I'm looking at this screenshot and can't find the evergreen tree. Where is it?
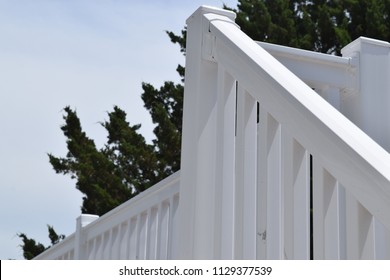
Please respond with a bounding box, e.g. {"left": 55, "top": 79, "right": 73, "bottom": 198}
{"left": 18, "top": 225, "right": 64, "bottom": 260}
{"left": 231, "top": 0, "right": 390, "bottom": 55}
{"left": 49, "top": 107, "right": 133, "bottom": 216}
{"left": 343, "top": 0, "right": 390, "bottom": 42}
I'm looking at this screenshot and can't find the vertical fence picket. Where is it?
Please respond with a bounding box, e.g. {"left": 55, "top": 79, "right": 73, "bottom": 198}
{"left": 87, "top": 239, "right": 95, "bottom": 259}
{"left": 138, "top": 213, "right": 147, "bottom": 259}
{"left": 144, "top": 209, "right": 152, "bottom": 259}
{"left": 169, "top": 195, "right": 180, "bottom": 259}
{"left": 147, "top": 207, "right": 158, "bottom": 259}
{"left": 346, "top": 196, "right": 380, "bottom": 259}
{"left": 256, "top": 109, "right": 284, "bottom": 259}
{"left": 283, "top": 135, "right": 310, "bottom": 259}
{"left": 158, "top": 201, "right": 170, "bottom": 259}
{"left": 234, "top": 86, "right": 257, "bottom": 259}
{"left": 167, "top": 197, "right": 174, "bottom": 259}
{"left": 257, "top": 106, "right": 268, "bottom": 259}
{"left": 119, "top": 221, "right": 129, "bottom": 259}
{"left": 357, "top": 205, "right": 375, "bottom": 259}
{"left": 155, "top": 203, "right": 163, "bottom": 259}
{"left": 282, "top": 133, "right": 293, "bottom": 260}
{"left": 265, "top": 112, "right": 283, "bottom": 259}
{"left": 345, "top": 193, "right": 360, "bottom": 259}
{"left": 215, "top": 65, "right": 236, "bottom": 259}
{"left": 111, "top": 226, "right": 119, "bottom": 259}
{"left": 313, "top": 161, "right": 346, "bottom": 259}
{"left": 128, "top": 217, "right": 138, "bottom": 259}
{"left": 102, "top": 231, "right": 111, "bottom": 259}
{"left": 95, "top": 236, "right": 103, "bottom": 259}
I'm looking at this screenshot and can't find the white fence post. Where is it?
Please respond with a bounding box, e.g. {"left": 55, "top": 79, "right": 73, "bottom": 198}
{"left": 340, "top": 37, "right": 390, "bottom": 259}
{"left": 74, "top": 214, "right": 99, "bottom": 259}
{"left": 341, "top": 37, "right": 390, "bottom": 151}
{"left": 178, "top": 6, "right": 237, "bottom": 259}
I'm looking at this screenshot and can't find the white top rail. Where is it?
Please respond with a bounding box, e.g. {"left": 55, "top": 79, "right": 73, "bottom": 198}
{"left": 257, "top": 41, "right": 359, "bottom": 95}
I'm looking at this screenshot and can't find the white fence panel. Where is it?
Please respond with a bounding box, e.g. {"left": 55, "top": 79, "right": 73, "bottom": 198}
{"left": 179, "top": 6, "right": 390, "bottom": 260}
{"left": 35, "top": 172, "right": 180, "bottom": 260}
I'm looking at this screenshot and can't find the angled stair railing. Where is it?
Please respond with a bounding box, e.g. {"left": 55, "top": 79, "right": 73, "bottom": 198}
{"left": 35, "top": 6, "right": 390, "bottom": 260}
{"left": 178, "top": 6, "right": 390, "bottom": 259}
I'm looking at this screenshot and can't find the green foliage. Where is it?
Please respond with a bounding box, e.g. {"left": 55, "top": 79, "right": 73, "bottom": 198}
{"left": 17, "top": 225, "right": 65, "bottom": 260}
{"left": 229, "top": 0, "right": 390, "bottom": 55}
{"left": 47, "top": 225, "right": 65, "bottom": 245}
{"left": 48, "top": 107, "right": 133, "bottom": 216}
{"left": 17, "top": 233, "right": 45, "bottom": 260}
{"left": 49, "top": 95, "right": 182, "bottom": 216}
{"left": 166, "top": 29, "right": 187, "bottom": 80}
{"left": 231, "top": 0, "right": 343, "bottom": 53}
{"left": 166, "top": 28, "right": 187, "bottom": 55}
{"left": 344, "top": 0, "right": 390, "bottom": 41}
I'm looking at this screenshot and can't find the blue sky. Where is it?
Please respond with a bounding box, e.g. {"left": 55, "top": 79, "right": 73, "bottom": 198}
{"left": 0, "top": 0, "right": 238, "bottom": 259}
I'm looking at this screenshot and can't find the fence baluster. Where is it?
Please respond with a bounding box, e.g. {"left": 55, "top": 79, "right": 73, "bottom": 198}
{"left": 283, "top": 135, "right": 310, "bottom": 259}
{"left": 313, "top": 161, "right": 346, "bottom": 259}
{"left": 235, "top": 86, "right": 257, "bottom": 259}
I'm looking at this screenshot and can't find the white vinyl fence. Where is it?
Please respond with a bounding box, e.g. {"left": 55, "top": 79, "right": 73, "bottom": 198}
{"left": 36, "top": 6, "right": 390, "bottom": 260}
{"left": 35, "top": 172, "right": 180, "bottom": 260}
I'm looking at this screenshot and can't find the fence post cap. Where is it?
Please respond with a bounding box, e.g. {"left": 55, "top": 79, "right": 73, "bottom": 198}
{"left": 186, "top": 5, "right": 236, "bottom": 24}
{"left": 77, "top": 214, "right": 99, "bottom": 228}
